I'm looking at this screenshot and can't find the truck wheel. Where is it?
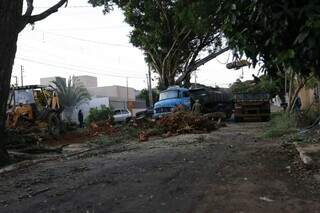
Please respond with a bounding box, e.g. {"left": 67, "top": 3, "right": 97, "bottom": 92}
{"left": 48, "top": 113, "right": 61, "bottom": 137}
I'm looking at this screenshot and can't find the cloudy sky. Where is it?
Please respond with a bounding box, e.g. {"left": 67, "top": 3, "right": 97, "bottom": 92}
{"left": 12, "top": 0, "right": 259, "bottom": 90}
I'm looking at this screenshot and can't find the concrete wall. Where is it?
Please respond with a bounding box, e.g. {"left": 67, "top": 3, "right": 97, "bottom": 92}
{"left": 66, "top": 97, "right": 110, "bottom": 123}
{"left": 298, "top": 85, "right": 320, "bottom": 110}
{"left": 88, "top": 86, "right": 136, "bottom": 101}
{"left": 40, "top": 77, "right": 66, "bottom": 87}
{"left": 299, "top": 87, "right": 314, "bottom": 110}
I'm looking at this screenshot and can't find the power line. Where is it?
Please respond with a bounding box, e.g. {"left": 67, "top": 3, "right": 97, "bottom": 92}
{"left": 17, "top": 52, "right": 143, "bottom": 75}
{"left": 18, "top": 42, "right": 146, "bottom": 71}
{"left": 43, "top": 25, "right": 128, "bottom": 31}
{"left": 15, "top": 57, "right": 145, "bottom": 79}
{"left": 42, "top": 31, "right": 132, "bottom": 48}
{"left": 34, "top": 5, "right": 93, "bottom": 9}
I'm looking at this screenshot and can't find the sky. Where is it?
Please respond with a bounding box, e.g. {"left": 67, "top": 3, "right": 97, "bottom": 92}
{"left": 12, "top": 0, "right": 259, "bottom": 90}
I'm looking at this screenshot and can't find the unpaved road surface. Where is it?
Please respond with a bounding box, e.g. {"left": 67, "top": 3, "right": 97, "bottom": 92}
{"left": 0, "top": 123, "right": 319, "bottom": 213}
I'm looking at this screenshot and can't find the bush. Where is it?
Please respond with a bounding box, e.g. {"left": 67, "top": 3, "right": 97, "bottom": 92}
{"left": 262, "top": 112, "right": 297, "bottom": 138}
{"left": 298, "top": 107, "right": 320, "bottom": 127}
{"left": 85, "top": 106, "right": 114, "bottom": 125}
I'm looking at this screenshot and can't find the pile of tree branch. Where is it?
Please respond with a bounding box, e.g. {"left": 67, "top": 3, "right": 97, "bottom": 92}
{"left": 157, "top": 111, "right": 222, "bottom": 134}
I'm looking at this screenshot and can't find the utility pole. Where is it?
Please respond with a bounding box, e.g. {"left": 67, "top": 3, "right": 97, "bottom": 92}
{"left": 20, "top": 65, "right": 24, "bottom": 86}
{"left": 147, "top": 65, "right": 153, "bottom": 107}
{"left": 12, "top": 75, "right": 18, "bottom": 87}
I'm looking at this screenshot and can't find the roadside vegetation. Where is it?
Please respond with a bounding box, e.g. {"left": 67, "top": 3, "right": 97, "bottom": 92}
{"left": 263, "top": 107, "right": 320, "bottom": 139}
{"left": 262, "top": 113, "right": 298, "bottom": 138}
{"left": 85, "top": 106, "right": 114, "bottom": 125}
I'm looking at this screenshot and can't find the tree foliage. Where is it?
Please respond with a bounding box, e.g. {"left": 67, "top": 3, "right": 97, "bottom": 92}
{"left": 222, "top": 0, "right": 320, "bottom": 77}
{"left": 90, "top": 0, "right": 228, "bottom": 88}
{"left": 85, "top": 106, "right": 114, "bottom": 124}
{"left": 51, "top": 77, "right": 91, "bottom": 108}
{"left": 230, "top": 75, "right": 281, "bottom": 98}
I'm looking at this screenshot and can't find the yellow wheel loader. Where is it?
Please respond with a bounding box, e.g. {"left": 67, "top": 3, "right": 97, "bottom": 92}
{"left": 6, "top": 85, "right": 63, "bottom": 136}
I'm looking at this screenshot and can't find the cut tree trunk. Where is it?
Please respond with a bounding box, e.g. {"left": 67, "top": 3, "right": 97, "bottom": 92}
{"left": 0, "top": 0, "right": 23, "bottom": 165}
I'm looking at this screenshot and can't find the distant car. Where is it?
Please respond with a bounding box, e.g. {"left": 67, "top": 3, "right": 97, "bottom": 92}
{"left": 113, "top": 109, "right": 132, "bottom": 123}
{"left": 135, "top": 107, "right": 154, "bottom": 119}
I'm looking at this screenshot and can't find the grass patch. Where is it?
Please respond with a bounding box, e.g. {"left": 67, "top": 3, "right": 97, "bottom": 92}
{"left": 262, "top": 112, "right": 297, "bottom": 138}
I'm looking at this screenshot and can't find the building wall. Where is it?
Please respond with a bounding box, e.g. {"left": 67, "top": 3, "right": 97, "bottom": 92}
{"left": 298, "top": 83, "right": 320, "bottom": 110}
{"left": 66, "top": 97, "right": 110, "bottom": 123}
{"left": 88, "top": 86, "right": 136, "bottom": 101}
{"left": 299, "top": 87, "right": 314, "bottom": 110}
{"left": 73, "top": 75, "right": 98, "bottom": 88}
{"left": 40, "top": 77, "right": 66, "bottom": 87}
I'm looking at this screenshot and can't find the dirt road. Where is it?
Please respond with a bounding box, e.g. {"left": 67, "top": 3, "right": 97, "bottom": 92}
{"left": 0, "top": 123, "right": 319, "bottom": 213}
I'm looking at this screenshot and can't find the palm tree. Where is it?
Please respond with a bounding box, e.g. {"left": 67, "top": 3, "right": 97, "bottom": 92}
{"left": 51, "top": 77, "right": 91, "bottom": 121}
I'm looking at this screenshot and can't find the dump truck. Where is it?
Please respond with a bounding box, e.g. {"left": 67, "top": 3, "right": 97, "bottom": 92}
{"left": 6, "top": 85, "right": 63, "bottom": 136}
{"left": 234, "top": 93, "right": 270, "bottom": 122}
{"left": 189, "top": 87, "right": 233, "bottom": 117}
{"left": 153, "top": 86, "right": 233, "bottom": 118}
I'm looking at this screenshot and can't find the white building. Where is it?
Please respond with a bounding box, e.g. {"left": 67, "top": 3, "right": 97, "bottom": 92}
{"left": 73, "top": 75, "right": 98, "bottom": 88}
{"left": 40, "top": 75, "right": 146, "bottom": 122}
{"left": 87, "top": 85, "right": 136, "bottom": 101}
{"left": 70, "top": 97, "right": 110, "bottom": 122}
{"left": 40, "top": 76, "right": 66, "bottom": 87}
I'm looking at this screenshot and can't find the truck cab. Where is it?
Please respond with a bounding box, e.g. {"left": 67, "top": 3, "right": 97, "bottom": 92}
{"left": 153, "top": 86, "right": 191, "bottom": 118}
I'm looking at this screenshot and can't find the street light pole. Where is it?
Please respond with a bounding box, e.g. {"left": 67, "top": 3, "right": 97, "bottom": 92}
{"left": 12, "top": 76, "right": 18, "bottom": 87}
{"left": 20, "top": 65, "right": 24, "bottom": 86}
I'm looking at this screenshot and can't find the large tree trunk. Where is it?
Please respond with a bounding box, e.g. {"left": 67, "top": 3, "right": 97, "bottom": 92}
{"left": 0, "top": 0, "right": 23, "bottom": 165}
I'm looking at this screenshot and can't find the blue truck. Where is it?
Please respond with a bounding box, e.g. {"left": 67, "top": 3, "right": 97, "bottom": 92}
{"left": 154, "top": 86, "right": 233, "bottom": 118}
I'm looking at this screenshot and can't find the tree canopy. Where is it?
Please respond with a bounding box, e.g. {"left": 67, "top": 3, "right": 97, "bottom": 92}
{"left": 230, "top": 75, "right": 282, "bottom": 99}
{"left": 221, "top": 0, "right": 320, "bottom": 77}
{"left": 90, "top": 0, "right": 229, "bottom": 88}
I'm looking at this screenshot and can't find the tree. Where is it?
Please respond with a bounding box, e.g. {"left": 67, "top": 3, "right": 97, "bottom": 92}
{"left": 0, "top": 0, "right": 67, "bottom": 162}
{"left": 0, "top": 0, "right": 70, "bottom": 164}
{"left": 221, "top": 0, "right": 320, "bottom": 79}
{"left": 51, "top": 77, "right": 91, "bottom": 121}
{"left": 216, "top": 0, "right": 320, "bottom": 111}
{"left": 90, "top": 0, "right": 229, "bottom": 89}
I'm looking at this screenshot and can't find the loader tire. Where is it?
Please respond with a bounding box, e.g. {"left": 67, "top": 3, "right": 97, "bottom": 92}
{"left": 48, "top": 113, "right": 61, "bottom": 137}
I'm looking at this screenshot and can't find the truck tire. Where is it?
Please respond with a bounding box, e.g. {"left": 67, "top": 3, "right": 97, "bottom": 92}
{"left": 48, "top": 113, "right": 61, "bottom": 137}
